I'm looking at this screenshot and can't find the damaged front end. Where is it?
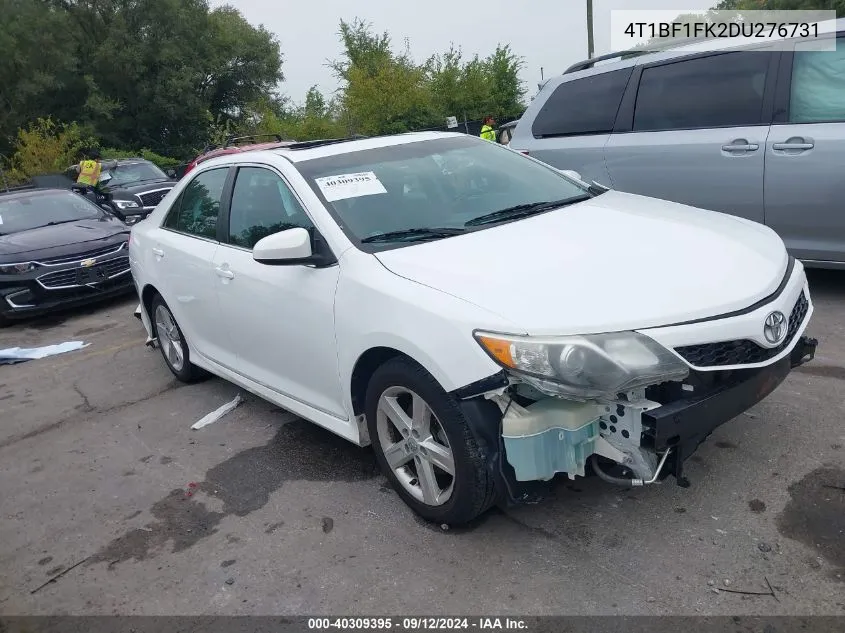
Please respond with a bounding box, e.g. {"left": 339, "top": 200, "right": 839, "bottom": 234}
{"left": 459, "top": 328, "right": 818, "bottom": 504}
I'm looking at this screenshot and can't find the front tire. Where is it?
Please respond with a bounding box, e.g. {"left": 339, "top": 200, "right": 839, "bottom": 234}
{"left": 150, "top": 294, "right": 207, "bottom": 383}
{"left": 365, "top": 357, "right": 498, "bottom": 525}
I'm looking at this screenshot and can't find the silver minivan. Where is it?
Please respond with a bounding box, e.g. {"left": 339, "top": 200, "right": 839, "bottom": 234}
{"left": 509, "top": 19, "right": 845, "bottom": 269}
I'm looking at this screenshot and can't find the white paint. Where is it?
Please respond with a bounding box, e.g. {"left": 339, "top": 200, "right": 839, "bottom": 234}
{"left": 130, "top": 132, "right": 812, "bottom": 450}
{"left": 314, "top": 171, "right": 387, "bottom": 202}
{"left": 191, "top": 395, "right": 243, "bottom": 430}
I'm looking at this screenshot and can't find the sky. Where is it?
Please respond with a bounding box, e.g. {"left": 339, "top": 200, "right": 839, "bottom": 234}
{"left": 212, "top": 0, "right": 717, "bottom": 105}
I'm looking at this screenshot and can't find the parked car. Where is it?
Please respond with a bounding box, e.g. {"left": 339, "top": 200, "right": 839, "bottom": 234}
{"left": 509, "top": 18, "right": 845, "bottom": 269}
{"left": 0, "top": 188, "right": 132, "bottom": 325}
{"left": 183, "top": 134, "right": 297, "bottom": 178}
{"left": 130, "top": 132, "right": 817, "bottom": 525}
{"left": 66, "top": 157, "right": 177, "bottom": 225}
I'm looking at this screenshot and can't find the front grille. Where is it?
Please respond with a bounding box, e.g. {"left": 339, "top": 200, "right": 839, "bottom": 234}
{"left": 37, "top": 256, "right": 130, "bottom": 289}
{"left": 38, "top": 242, "right": 124, "bottom": 265}
{"left": 138, "top": 188, "right": 172, "bottom": 208}
{"left": 100, "top": 256, "right": 130, "bottom": 277}
{"left": 38, "top": 269, "right": 78, "bottom": 288}
{"left": 675, "top": 291, "right": 809, "bottom": 367}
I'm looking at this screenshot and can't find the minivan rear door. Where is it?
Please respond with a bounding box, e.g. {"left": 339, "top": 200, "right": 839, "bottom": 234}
{"left": 764, "top": 34, "right": 845, "bottom": 264}
{"left": 603, "top": 49, "right": 780, "bottom": 225}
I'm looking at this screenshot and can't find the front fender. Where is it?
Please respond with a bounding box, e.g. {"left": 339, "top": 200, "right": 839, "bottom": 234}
{"left": 334, "top": 251, "right": 518, "bottom": 419}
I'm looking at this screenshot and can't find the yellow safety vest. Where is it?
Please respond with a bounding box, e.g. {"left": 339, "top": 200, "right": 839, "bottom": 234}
{"left": 480, "top": 125, "right": 496, "bottom": 142}
{"left": 76, "top": 160, "right": 102, "bottom": 186}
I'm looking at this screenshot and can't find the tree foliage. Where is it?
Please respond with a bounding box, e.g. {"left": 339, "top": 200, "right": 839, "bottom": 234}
{"left": 0, "top": 0, "right": 283, "bottom": 158}
{"left": 715, "top": 0, "right": 845, "bottom": 16}
{"left": 1, "top": 10, "right": 527, "bottom": 171}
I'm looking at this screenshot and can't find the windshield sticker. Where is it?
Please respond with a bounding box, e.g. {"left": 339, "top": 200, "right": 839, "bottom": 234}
{"left": 315, "top": 172, "right": 387, "bottom": 202}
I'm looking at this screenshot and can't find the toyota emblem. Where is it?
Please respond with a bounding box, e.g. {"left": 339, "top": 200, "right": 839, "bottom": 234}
{"left": 763, "top": 311, "right": 787, "bottom": 345}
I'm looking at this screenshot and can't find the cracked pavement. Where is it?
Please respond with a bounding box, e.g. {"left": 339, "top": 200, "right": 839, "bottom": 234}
{"left": 0, "top": 276, "right": 843, "bottom": 616}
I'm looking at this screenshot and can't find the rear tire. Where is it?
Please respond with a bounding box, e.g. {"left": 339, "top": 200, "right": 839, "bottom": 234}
{"left": 365, "top": 356, "right": 498, "bottom": 525}
{"left": 150, "top": 294, "right": 207, "bottom": 383}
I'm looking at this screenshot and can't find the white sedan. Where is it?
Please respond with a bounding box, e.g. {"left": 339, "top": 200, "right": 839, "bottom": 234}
{"left": 130, "top": 131, "right": 817, "bottom": 525}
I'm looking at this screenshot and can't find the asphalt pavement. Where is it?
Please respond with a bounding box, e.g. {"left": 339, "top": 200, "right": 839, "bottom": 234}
{"left": 0, "top": 271, "right": 843, "bottom": 615}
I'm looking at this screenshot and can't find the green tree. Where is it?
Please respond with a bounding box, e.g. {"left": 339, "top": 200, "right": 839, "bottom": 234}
{"left": 0, "top": 0, "right": 284, "bottom": 158}
{"left": 715, "top": 0, "right": 845, "bottom": 16}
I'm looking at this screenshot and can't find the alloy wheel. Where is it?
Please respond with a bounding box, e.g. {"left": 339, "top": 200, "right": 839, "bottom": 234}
{"left": 376, "top": 386, "right": 456, "bottom": 506}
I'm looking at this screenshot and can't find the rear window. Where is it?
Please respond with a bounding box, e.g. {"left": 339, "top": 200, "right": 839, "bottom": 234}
{"left": 531, "top": 68, "right": 633, "bottom": 138}
{"left": 633, "top": 51, "right": 772, "bottom": 132}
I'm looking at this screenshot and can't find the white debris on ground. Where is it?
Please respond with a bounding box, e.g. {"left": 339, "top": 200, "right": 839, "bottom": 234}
{"left": 0, "top": 341, "right": 89, "bottom": 364}
{"left": 191, "top": 395, "right": 244, "bottom": 430}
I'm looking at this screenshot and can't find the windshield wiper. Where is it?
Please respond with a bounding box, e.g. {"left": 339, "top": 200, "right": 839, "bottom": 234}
{"left": 464, "top": 195, "right": 591, "bottom": 227}
{"left": 43, "top": 219, "right": 83, "bottom": 227}
{"left": 360, "top": 227, "right": 466, "bottom": 244}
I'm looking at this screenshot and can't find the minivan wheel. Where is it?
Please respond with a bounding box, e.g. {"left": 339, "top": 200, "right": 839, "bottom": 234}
{"left": 365, "top": 357, "right": 498, "bottom": 525}
{"left": 150, "top": 294, "right": 206, "bottom": 383}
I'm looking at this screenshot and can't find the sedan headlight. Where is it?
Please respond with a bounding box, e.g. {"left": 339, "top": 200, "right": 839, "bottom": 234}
{"left": 113, "top": 199, "right": 140, "bottom": 210}
{"left": 474, "top": 330, "right": 689, "bottom": 400}
{"left": 0, "top": 262, "right": 37, "bottom": 275}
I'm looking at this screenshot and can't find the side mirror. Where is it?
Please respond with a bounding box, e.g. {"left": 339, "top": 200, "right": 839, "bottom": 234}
{"left": 558, "top": 169, "right": 583, "bottom": 182}
{"left": 253, "top": 227, "right": 314, "bottom": 265}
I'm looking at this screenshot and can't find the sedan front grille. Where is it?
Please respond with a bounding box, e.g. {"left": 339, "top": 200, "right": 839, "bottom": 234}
{"left": 138, "top": 188, "right": 172, "bottom": 208}
{"left": 37, "top": 269, "right": 78, "bottom": 289}
{"left": 674, "top": 291, "right": 809, "bottom": 367}
{"left": 37, "top": 256, "right": 130, "bottom": 289}
{"left": 37, "top": 242, "right": 125, "bottom": 266}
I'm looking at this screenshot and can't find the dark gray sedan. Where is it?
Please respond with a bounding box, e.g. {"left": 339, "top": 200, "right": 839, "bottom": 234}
{"left": 0, "top": 188, "right": 133, "bottom": 325}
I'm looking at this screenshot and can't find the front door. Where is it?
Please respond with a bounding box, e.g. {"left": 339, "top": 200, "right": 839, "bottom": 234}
{"left": 604, "top": 49, "right": 777, "bottom": 223}
{"left": 212, "top": 165, "right": 346, "bottom": 419}
{"left": 764, "top": 35, "right": 845, "bottom": 263}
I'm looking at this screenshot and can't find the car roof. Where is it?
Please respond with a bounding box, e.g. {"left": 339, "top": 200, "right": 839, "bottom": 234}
{"left": 560, "top": 16, "right": 845, "bottom": 80}
{"left": 201, "top": 140, "right": 296, "bottom": 158}
{"left": 271, "top": 131, "right": 469, "bottom": 163}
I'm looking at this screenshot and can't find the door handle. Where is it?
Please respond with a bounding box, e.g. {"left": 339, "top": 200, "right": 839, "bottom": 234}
{"left": 722, "top": 143, "right": 759, "bottom": 152}
{"left": 152, "top": 248, "right": 164, "bottom": 258}
{"left": 772, "top": 142, "right": 814, "bottom": 150}
{"left": 215, "top": 266, "right": 234, "bottom": 280}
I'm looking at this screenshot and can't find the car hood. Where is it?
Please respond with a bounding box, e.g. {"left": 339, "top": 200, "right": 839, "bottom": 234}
{"left": 374, "top": 191, "right": 789, "bottom": 335}
{"left": 102, "top": 178, "right": 175, "bottom": 195}
{"left": 0, "top": 216, "right": 129, "bottom": 258}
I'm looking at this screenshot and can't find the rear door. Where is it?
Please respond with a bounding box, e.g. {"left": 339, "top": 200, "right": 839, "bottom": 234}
{"left": 509, "top": 68, "right": 632, "bottom": 185}
{"left": 151, "top": 166, "right": 235, "bottom": 365}
{"left": 764, "top": 33, "right": 845, "bottom": 264}
{"left": 604, "top": 49, "right": 779, "bottom": 223}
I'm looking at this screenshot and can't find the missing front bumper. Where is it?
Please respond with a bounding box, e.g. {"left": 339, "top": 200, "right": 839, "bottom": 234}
{"left": 642, "top": 335, "right": 818, "bottom": 482}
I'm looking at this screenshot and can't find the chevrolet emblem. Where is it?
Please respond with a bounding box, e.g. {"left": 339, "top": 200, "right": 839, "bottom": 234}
{"left": 80, "top": 258, "right": 96, "bottom": 268}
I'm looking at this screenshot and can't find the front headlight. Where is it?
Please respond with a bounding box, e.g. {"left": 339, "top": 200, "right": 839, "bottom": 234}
{"left": 474, "top": 330, "right": 689, "bottom": 400}
{"left": 113, "top": 199, "right": 140, "bottom": 210}
{"left": 0, "top": 262, "right": 37, "bottom": 275}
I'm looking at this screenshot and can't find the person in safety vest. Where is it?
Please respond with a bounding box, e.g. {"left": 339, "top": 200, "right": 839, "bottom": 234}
{"left": 75, "top": 149, "right": 103, "bottom": 190}
{"left": 479, "top": 116, "right": 496, "bottom": 142}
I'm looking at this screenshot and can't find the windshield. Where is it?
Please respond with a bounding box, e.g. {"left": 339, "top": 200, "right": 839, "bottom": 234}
{"left": 103, "top": 162, "right": 167, "bottom": 187}
{"left": 0, "top": 191, "right": 103, "bottom": 235}
{"left": 295, "top": 135, "right": 589, "bottom": 248}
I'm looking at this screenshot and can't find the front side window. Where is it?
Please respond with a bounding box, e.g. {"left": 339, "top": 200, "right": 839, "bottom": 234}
{"left": 790, "top": 37, "right": 845, "bottom": 123}
{"left": 634, "top": 51, "right": 771, "bottom": 132}
{"left": 531, "top": 68, "right": 633, "bottom": 138}
{"left": 0, "top": 191, "right": 104, "bottom": 235}
{"left": 295, "top": 135, "right": 590, "bottom": 250}
{"left": 226, "top": 167, "right": 314, "bottom": 249}
{"left": 163, "top": 167, "right": 228, "bottom": 239}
